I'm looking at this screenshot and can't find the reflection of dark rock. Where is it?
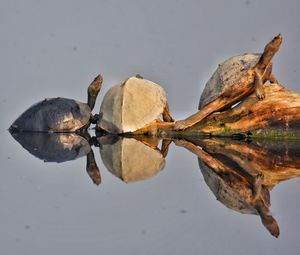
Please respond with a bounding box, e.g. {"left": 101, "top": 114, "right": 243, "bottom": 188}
{"left": 10, "top": 131, "right": 101, "bottom": 185}
{"left": 10, "top": 132, "right": 90, "bottom": 162}
{"left": 98, "top": 136, "right": 165, "bottom": 183}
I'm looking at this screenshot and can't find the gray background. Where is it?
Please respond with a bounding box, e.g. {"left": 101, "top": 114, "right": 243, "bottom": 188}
{"left": 1, "top": 0, "right": 300, "bottom": 254}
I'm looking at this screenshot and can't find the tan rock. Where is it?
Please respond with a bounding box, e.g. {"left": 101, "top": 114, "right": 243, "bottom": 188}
{"left": 97, "top": 76, "right": 167, "bottom": 133}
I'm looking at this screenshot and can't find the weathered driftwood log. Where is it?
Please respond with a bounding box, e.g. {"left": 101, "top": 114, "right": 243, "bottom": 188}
{"left": 130, "top": 35, "right": 300, "bottom": 138}
{"left": 131, "top": 83, "right": 300, "bottom": 138}
{"left": 174, "top": 34, "right": 283, "bottom": 130}
{"left": 171, "top": 35, "right": 299, "bottom": 138}
{"left": 184, "top": 83, "right": 300, "bottom": 138}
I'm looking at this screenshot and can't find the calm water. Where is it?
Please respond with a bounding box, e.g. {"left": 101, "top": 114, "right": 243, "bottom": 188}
{"left": 2, "top": 129, "right": 300, "bottom": 254}
{"left": 1, "top": 1, "right": 300, "bottom": 254}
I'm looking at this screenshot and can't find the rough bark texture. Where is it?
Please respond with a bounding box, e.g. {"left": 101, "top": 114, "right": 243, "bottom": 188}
{"left": 174, "top": 34, "right": 283, "bottom": 130}
{"left": 183, "top": 83, "right": 300, "bottom": 138}
{"left": 121, "top": 83, "right": 300, "bottom": 139}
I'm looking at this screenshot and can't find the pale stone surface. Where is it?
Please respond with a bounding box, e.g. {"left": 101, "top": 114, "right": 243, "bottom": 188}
{"left": 199, "top": 54, "right": 260, "bottom": 110}
{"left": 97, "top": 84, "right": 124, "bottom": 133}
{"left": 98, "top": 76, "right": 167, "bottom": 133}
{"left": 99, "top": 137, "right": 165, "bottom": 183}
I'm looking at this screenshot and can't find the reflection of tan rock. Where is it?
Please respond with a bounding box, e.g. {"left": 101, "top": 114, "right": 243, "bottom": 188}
{"left": 97, "top": 76, "right": 167, "bottom": 133}
{"left": 100, "top": 137, "right": 165, "bottom": 183}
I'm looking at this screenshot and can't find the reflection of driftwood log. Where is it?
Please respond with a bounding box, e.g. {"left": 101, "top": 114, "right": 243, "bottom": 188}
{"left": 10, "top": 127, "right": 300, "bottom": 236}
{"left": 175, "top": 138, "right": 300, "bottom": 237}
{"left": 193, "top": 138, "right": 300, "bottom": 186}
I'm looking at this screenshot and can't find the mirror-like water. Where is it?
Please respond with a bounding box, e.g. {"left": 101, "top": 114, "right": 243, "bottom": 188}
{"left": 1, "top": 1, "right": 300, "bottom": 254}
{"left": 4, "top": 130, "right": 300, "bottom": 254}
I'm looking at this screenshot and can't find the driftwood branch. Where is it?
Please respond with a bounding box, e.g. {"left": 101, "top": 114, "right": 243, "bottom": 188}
{"left": 130, "top": 35, "right": 300, "bottom": 139}
{"left": 173, "top": 34, "right": 283, "bottom": 130}
{"left": 132, "top": 83, "right": 300, "bottom": 138}
{"left": 184, "top": 83, "right": 300, "bottom": 138}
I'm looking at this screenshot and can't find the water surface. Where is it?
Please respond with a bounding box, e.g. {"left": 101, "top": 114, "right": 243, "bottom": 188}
{"left": 2, "top": 130, "right": 300, "bottom": 254}
{"left": 1, "top": 1, "right": 300, "bottom": 254}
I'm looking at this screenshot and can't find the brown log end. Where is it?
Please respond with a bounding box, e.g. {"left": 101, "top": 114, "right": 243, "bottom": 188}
{"left": 187, "top": 84, "right": 300, "bottom": 138}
